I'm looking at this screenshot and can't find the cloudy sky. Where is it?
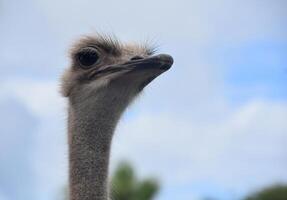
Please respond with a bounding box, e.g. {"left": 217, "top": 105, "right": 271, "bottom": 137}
{"left": 0, "top": 0, "right": 286, "bottom": 200}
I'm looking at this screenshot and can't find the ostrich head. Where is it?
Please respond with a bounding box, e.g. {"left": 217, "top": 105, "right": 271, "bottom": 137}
{"left": 61, "top": 35, "right": 173, "bottom": 117}
{"left": 61, "top": 34, "right": 173, "bottom": 200}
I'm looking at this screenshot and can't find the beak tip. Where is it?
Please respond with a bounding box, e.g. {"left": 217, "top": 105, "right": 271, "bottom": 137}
{"left": 158, "top": 54, "right": 174, "bottom": 71}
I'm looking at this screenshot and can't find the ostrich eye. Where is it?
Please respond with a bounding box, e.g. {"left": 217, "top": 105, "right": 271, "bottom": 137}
{"left": 77, "top": 47, "right": 99, "bottom": 69}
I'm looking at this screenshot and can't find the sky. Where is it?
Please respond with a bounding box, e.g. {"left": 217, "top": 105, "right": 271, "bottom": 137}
{"left": 0, "top": 0, "right": 286, "bottom": 200}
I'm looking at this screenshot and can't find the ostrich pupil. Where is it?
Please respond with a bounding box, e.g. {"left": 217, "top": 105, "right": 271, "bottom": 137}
{"left": 78, "top": 49, "right": 99, "bottom": 68}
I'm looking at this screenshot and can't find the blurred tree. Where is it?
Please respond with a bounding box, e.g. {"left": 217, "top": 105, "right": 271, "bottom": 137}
{"left": 203, "top": 198, "right": 219, "bottom": 200}
{"left": 111, "top": 162, "right": 159, "bottom": 200}
{"left": 243, "top": 184, "right": 287, "bottom": 200}
{"left": 61, "top": 161, "right": 159, "bottom": 200}
{"left": 57, "top": 185, "right": 68, "bottom": 200}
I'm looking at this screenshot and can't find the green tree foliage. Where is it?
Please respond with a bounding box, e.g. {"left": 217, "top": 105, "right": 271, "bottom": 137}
{"left": 60, "top": 161, "right": 159, "bottom": 200}
{"left": 244, "top": 184, "right": 287, "bottom": 200}
{"left": 111, "top": 162, "right": 159, "bottom": 200}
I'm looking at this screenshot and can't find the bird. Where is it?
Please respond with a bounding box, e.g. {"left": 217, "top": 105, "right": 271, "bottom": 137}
{"left": 61, "top": 34, "right": 173, "bottom": 200}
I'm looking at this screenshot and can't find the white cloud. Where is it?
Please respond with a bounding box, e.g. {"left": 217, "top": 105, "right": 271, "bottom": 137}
{"left": 0, "top": 79, "right": 66, "bottom": 118}
{"left": 0, "top": 79, "right": 68, "bottom": 200}
{"left": 111, "top": 99, "right": 287, "bottom": 199}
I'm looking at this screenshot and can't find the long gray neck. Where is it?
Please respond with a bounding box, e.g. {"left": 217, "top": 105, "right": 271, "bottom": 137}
{"left": 68, "top": 94, "right": 124, "bottom": 200}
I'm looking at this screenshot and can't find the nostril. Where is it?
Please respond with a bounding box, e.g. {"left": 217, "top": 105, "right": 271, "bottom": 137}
{"left": 130, "top": 56, "right": 144, "bottom": 61}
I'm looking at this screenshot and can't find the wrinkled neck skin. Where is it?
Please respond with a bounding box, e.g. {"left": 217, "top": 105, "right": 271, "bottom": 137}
{"left": 68, "top": 84, "right": 137, "bottom": 200}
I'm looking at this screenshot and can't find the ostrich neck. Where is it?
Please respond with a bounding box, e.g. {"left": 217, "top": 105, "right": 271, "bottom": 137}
{"left": 68, "top": 98, "right": 122, "bottom": 200}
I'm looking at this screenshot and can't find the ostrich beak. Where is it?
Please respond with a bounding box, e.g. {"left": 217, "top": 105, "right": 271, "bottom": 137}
{"left": 88, "top": 54, "right": 173, "bottom": 82}
{"left": 124, "top": 54, "right": 174, "bottom": 72}
{"left": 122, "top": 54, "right": 173, "bottom": 90}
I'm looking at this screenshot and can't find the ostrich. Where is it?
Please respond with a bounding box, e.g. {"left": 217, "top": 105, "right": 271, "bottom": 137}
{"left": 61, "top": 34, "right": 173, "bottom": 200}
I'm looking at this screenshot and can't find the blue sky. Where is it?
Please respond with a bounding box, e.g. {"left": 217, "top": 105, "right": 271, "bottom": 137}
{"left": 0, "top": 0, "right": 287, "bottom": 200}
{"left": 222, "top": 41, "right": 287, "bottom": 103}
